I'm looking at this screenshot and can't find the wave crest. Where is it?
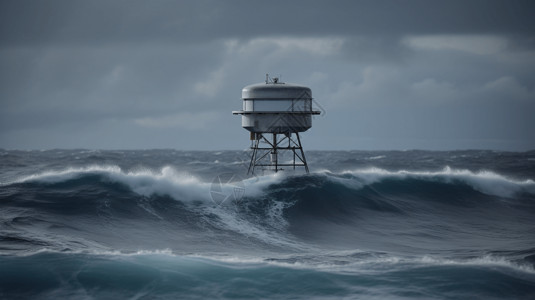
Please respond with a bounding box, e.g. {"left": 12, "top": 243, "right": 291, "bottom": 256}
{"left": 3, "top": 165, "right": 534, "bottom": 206}
{"left": 332, "top": 166, "right": 535, "bottom": 198}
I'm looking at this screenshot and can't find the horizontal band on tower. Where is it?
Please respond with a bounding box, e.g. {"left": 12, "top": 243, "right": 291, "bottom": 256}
{"left": 232, "top": 110, "right": 321, "bottom": 115}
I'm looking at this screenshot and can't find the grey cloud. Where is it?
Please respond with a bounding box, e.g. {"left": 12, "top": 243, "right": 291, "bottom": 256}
{"left": 338, "top": 36, "right": 411, "bottom": 63}
{"left": 2, "top": 0, "right": 535, "bottom": 46}
{"left": 1, "top": 0, "right": 534, "bottom": 150}
{"left": 1, "top": 42, "right": 226, "bottom": 112}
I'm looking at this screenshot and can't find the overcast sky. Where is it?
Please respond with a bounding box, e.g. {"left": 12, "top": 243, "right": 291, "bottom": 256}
{"left": 1, "top": 0, "right": 534, "bottom": 150}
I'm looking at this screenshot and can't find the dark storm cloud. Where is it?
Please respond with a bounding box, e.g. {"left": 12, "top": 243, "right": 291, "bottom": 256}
{"left": 1, "top": 0, "right": 534, "bottom": 150}
{"left": 2, "top": 0, "right": 535, "bottom": 46}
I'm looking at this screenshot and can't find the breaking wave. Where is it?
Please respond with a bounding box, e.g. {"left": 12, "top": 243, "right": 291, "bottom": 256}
{"left": 2, "top": 150, "right": 535, "bottom": 299}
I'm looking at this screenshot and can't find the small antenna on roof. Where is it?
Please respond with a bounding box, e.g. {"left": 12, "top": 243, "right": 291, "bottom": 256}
{"left": 265, "top": 73, "right": 269, "bottom": 84}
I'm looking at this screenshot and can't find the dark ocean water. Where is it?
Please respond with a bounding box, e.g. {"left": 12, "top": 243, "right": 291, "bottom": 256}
{"left": 1, "top": 149, "right": 534, "bottom": 299}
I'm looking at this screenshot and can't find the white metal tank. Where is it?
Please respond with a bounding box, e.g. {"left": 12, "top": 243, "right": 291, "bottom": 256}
{"left": 233, "top": 76, "right": 320, "bottom": 133}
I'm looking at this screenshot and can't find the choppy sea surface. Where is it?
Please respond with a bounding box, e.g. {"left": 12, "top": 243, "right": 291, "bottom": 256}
{"left": 1, "top": 149, "right": 535, "bottom": 299}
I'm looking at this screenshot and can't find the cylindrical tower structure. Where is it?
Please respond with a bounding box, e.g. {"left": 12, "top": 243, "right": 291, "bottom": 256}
{"left": 233, "top": 76, "right": 320, "bottom": 175}
{"left": 240, "top": 78, "right": 314, "bottom": 133}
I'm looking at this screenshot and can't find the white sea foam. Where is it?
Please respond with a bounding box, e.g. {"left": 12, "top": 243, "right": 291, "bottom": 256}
{"left": 3, "top": 165, "right": 122, "bottom": 185}
{"left": 337, "top": 166, "right": 535, "bottom": 197}
{"left": 3, "top": 165, "right": 214, "bottom": 202}
{"left": 367, "top": 155, "right": 386, "bottom": 160}
{"left": 201, "top": 204, "right": 304, "bottom": 250}
{"left": 15, "top": 247, "right": 176, "bottom": 257}
{"left": 13, "top": 247, "right": 535, "bottom": 276}
{"left": 105, "top": 166, "right": 212, "bottom": 202}
{"left": 417, "top": 255, "right": 535, "bottom": 274}
{"left": 189, "top": 251, "right": 535, "bottom": 275}
{"left": 4, "top": 164, "right": 534, "bottom": 201}
{"left": 4, "top": 165, "right": 266, "bottom": 203}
